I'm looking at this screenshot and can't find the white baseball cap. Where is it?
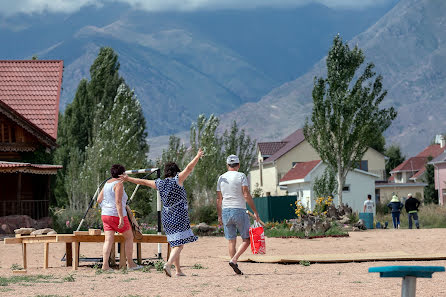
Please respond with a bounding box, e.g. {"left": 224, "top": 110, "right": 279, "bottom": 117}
{"left": 226, "top": 154, "right": 240, "bottom": 165}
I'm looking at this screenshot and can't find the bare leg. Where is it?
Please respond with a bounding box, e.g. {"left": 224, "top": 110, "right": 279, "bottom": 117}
{"left": 164, "top": 245, "right": 183, "bottom": 277}
{"left": 122, "top": 229, "right": 136, "bottom": 269}
{"left": 102, "top": 231, "right": 115, "bottom": 270}
{"left": 230, "top": 238, "right": 250, "bottom": 265}
{"left": 174, "top": 251, "right": 184, "bottom": 275}
{"left": 228, "top": 239, "right": 237, "bottom": 259}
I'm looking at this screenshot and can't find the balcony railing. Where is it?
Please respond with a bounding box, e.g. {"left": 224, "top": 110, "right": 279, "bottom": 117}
{"left": 1, "top": 200, "right": 49, "bottom": 219}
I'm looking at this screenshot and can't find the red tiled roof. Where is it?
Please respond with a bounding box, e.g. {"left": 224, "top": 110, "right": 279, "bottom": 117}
{"left": 391, "top": 157, "right": 428, "bottom": 173}
{"left": 258, "top": 142, "right": 287, "bottom": 156}
{"left": 280, "top": 160, "right": 321, "bottom": 182}
{"left": 263, "top": 129, "right": 306, "bottom": 164}
{"left": 416, "top": 144, "right": 446, "bottom": 158}
{"left": 410, "top": 167, "right": 426, "bottom": 180}
{"left": 0, "top": 60, "right": 64, "bottom": 140}
{"left": 0, "top": 161, "right": 62, "bottom": 175}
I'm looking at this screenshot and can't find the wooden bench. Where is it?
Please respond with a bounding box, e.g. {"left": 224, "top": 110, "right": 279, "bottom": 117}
{"left": 369, "top": 265, "right": 445, "bottom": 297}
{"left": 5, "top": 233, "right": 170, "bottom": 270}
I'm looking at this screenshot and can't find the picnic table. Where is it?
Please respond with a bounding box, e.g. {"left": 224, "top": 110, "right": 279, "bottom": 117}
{"left": 4, "top": 232, "right": 170, "bottom": 271}
{"left": 369, "top": 265, "right": 445, "bottom": 297}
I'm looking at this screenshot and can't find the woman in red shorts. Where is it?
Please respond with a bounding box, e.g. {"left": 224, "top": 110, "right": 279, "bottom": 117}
{"left": 97, "top": 164, "right": 140, "bottom": 270}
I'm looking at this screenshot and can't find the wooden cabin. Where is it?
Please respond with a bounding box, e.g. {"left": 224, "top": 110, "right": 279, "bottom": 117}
{"left": 0, "top": 60, "right": 64, "bottom": 219}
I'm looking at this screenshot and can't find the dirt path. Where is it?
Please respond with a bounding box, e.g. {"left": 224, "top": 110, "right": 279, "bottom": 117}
{"left": 1, "top": 229, "right": 446, "bottom": 297}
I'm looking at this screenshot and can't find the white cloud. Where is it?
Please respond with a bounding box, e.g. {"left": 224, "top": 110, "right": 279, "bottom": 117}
{"left": 0, "top": 0, "right": 394, "bottom": 16}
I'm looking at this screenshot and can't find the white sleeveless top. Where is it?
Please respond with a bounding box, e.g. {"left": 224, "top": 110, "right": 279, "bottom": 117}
{"left": 100, "top": 180, "right": 128, "bottom": 217}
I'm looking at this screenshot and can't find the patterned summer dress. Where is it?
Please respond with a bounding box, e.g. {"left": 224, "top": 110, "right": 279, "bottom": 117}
{"left": 156, "top": 174, "right": 198, "bottom": 247}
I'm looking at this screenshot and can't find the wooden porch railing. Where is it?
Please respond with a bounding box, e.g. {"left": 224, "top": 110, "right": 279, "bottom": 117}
{"left": 1, "top": 200, "right": 49, "bottom": 219}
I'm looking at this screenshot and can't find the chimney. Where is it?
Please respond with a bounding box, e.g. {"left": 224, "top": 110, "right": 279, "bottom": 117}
{"left": 435, "top": 134, "right": 445, "bottom": 148}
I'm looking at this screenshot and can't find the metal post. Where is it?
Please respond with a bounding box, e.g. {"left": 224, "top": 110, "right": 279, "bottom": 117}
{"left": 156, "top": 169, "right": 162, "bottom": 259}
{"left": 401, "top": 276, "right": 416, "bottom": 297}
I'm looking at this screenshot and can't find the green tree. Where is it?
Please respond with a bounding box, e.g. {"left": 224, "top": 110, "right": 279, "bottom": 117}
{"left": 313, "top": 166, "right": 338, "bottom": 199}
{"left": 304, "top": 35, "right": 397, "bottom": 205}
{"left": 222, "top": 121, "right": 256, "bottom": 175}
{"left": 81, "top": 84, "right": 151, "bottom": 214}
{"left": 385, "top": 144, "right": 406, "bottom": 178}
{"left": 54, "top": 48, "right": 126, "bottom": 207}
{"left": 370, "top": 134, "right": 386, "bottom": 154}
{"left": 424, "top": 156, "right": 438, "bottom": 204}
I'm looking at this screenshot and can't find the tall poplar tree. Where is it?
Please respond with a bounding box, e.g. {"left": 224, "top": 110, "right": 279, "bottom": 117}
{"left": 304, "top": 35, "right": 397, "bottom": 205}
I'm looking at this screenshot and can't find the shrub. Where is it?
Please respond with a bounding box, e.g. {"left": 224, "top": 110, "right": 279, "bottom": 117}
{"left": 190, "top": 203, "right": 218, "bottom": 224}
{"left": 51, "top": 207, "right": 102, "bottom": 233}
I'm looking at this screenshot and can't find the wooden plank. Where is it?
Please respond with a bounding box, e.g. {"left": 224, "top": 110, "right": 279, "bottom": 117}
{"left": 22, "top": 243, "right": 27, "bottom": 270}
{"left": 44, "top": 243, "right": 49, "bottom": 269}
{"left": 21, "top": 237, "right": 57, "bottom": 244}
{"left": 66, "top": 243, "right": 72, "bottom": 267}
{"left": 119, "top": 243, "right": 126, "bottom": 269}
{"left": 136, "top": 243, "right": 142, "bottom": 264}
{"left": 73, "top": 242, "right": 79, "bottom": 271}
{"left": 73, "top": 231, "right": 90, "bottom": 236}
{"left": 5, "top": 237, "right": 23, "bottom": 244}
{"left": 12, "top": 270, "right": 27, "bottom": 274}
{"left": 88, "top": 229, "right": 101, "bottom": 235}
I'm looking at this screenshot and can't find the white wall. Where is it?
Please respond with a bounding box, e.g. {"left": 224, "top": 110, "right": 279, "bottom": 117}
{"left": 283, "top": 163, "right": 377, "bottom": 214}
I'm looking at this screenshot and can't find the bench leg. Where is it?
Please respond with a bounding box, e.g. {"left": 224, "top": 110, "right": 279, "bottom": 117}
{"left": 137, "top": 243, "right": 142, "bottom": 265}
{"left": 66, "top": 243, "right": 72, "bottom": 267}
{"left": 44, "top": 243, "right": 49, "bottom": 269}
{"left": 22, "top": 243, "right": 27, "bottom": 270}
{"left": 119, "top": 242, "right": 126, "bottom": 269}
{"left": 109, "top": 243, "right": 116, "bottom": 267}
{"left": 73, "top": 242, "right": 80, "bottom": 271}
{"left": 401, "top": 276, "right": 416, "bottom": 297}
{"left": 167, "top": 243, "right": 171, "bottom": 261}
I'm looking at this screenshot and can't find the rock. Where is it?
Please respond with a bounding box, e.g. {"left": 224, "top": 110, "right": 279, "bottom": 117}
{"left": 339, "top": 215, "right": 350, "bottom": 225}
{"left": 31, "top": 228, "right": 54, "bottom": 235}
{"left": 352, "top": 227, "right": 360, "bottom": 231}
{"left": 197, "top": 222, "right": 210, "bottom": 232}
{"left": 0, "top": 215, "right": 36, "bottom": 232}
{"left": 1, "top": 223, "right": 15, "bottom": 234}
{"left": 353, "top": 219, "right": 367, "bottom": 230}
{"left": 14, "top": 228, "right": 36, "bottom": 235}
{"left": 47, "top": 231, "right": 57, "bottom": 235}
{"left": 34, "top": 217, "right": 53, "bottom": 229}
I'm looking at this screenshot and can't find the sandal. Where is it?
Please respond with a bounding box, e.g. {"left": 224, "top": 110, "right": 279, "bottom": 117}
{"left": 163, "top": 264, "right": 172, "bottom": 277}
{"left": 229, "top": 262, "right": 243, "bottom": 275}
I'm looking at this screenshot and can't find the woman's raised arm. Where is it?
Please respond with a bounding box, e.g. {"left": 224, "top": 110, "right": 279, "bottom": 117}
{"left": 178, "top": 148, "right": 203, "bottom": 186}
{"left": 119, "top": 173, "right": 157, "bottom": 189}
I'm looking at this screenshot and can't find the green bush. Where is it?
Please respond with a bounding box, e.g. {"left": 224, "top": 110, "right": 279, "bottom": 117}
{"left": 190, "top": 204, "right": 218, "bottom": 224}
{"left": 376, "top": 200, "right": 390, "bottom": 215}
{"left": 51, "top": 207, "right": 102, "bottom": 233}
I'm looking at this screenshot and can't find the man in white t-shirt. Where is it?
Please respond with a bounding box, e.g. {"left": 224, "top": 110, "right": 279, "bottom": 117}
{"left": 217, "top": 154, "right": 260, "bottom": 275}
{"left": 363, "top": 194, "right": 375, "bottom": 213}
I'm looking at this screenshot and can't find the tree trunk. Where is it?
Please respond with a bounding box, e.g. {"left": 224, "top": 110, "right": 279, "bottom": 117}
{"left": 337, "top": 166, "right": 344, "bottom": 206}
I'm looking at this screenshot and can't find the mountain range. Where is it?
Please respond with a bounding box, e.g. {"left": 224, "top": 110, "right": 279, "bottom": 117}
{"left": 0, "top": 1, "right": 395, "bottom": 140}
{"left": 217, "top": 0, "right": 446, "bottom": 157}
{"left": 3, "top": 0, "right": 442, "bottom": 158}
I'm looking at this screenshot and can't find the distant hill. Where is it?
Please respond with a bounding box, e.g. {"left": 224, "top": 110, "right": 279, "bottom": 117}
{"left": 218, "top": 0, "right": 446, "bottom": 156}
{"left": 0, "top": 2, "right": 395, "bottom": 138}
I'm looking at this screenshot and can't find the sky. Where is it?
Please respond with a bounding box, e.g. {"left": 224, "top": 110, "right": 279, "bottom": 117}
{"left": 0, "top": 0, "right": 395, "bottom": 16}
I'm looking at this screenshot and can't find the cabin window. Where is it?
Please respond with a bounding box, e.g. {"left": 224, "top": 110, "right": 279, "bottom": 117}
{"left": 0, "top": 121, "right": 16, "bottom": 143}
{"left": 357, "top": 160, "right": 368, "bottom": 171}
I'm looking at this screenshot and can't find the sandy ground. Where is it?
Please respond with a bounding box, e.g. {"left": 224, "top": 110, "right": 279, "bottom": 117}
{"left": 1, "top": 229, "right": 446, "bottom": 297}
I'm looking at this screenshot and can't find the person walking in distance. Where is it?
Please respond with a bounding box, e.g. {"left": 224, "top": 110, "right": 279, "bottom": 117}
{"left": 217, "top": 154, "right": 260, "bottom": 275}
{"left": 387, "top": 195, "right": 403, "bottom": 229}
{"left": 363, "top": 194, "right": 375, "bottom": 213}
{"left": 405, "top": 193, "right": 421, "bottom": 229}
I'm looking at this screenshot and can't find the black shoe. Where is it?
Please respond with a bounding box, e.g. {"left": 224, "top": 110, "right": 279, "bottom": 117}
{"left": 229, "top": 262, "right": 243, "bottom": 275}
{"left": 416, "top": 226, "right": 420, "bottom": 229}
